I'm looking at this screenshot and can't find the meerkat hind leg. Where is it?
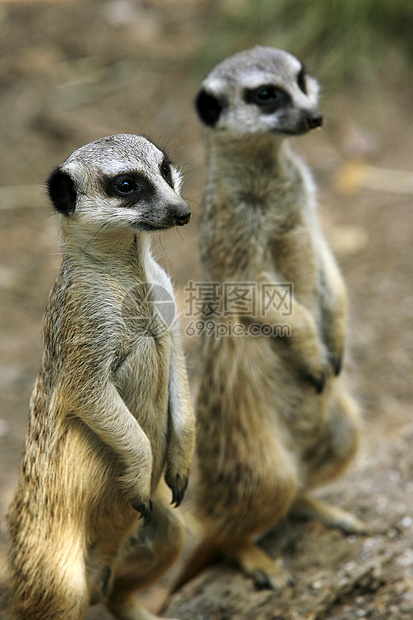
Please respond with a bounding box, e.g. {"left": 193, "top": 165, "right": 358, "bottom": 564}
{"left": 107, "top": 485, "right": 183, "bottom": 620}
{"left": 291, "top": 495, "right": 367, "bottom": 534}
{"left": 228, "top": 540, "right": 293, "bottom": 590}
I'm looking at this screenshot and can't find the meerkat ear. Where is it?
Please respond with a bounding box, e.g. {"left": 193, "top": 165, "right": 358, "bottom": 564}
{"left": 195, "top": 88, "right": 225, "bottom": 127}
{"left": 47, "top": 168, "right": 77, "bottom": 216}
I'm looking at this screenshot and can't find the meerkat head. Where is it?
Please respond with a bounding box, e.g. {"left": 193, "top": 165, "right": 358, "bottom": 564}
{"left": 195, "top": 46, "right": 322, "bottom": 138}
{"left": 46, "top": 134, "right": 191, "bottom": 233}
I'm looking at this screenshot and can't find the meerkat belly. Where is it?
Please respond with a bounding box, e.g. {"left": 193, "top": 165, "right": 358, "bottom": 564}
{"left": 198, "top": 339, "right": 290, "bottom": 471}
{"left": 197, "top": 335, "right": 327, "bottom": 506}
{"left": 239, "top": 335, "right": 330, "bottom": 448}
{"left": 114, "top": 334, "right": 171, "bottom": 483}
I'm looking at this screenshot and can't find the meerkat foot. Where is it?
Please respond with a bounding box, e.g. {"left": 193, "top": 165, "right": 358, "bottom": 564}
{"left": 291, "top": 495, "right": 368, "bottom": 534}
{"left": 230, "top": 542, "right": 293, "bottom": 590}
{"left": 251, "top": 560, "right": 294, "bottom": 590}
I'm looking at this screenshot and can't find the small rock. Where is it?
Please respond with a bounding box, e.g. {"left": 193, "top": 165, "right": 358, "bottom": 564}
{"left": 397, "top": 549, "right": 413, "bottom": 568}
{"left": 388, "top": 469, "right": 401, "bottom": 482}
{"left": 0, "top": 419, "right": 10, "bottom": 438}
{"left": 344, "top": 561, "right": 357, "bottom": 573}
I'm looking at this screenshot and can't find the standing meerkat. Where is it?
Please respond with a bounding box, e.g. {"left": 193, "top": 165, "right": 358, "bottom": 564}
{"left": 7, "top": 134, "right": 195, "bottom": 620}
{"left": 174, "top": 47, "right": 365, "bottom": 592}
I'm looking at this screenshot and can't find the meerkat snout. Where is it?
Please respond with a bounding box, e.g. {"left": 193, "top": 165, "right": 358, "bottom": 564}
{"left": 171, "top": 203, "right": 191, "bottom": 226}
{"left": 305, "top": 109, "right": 323, "bottom": 130}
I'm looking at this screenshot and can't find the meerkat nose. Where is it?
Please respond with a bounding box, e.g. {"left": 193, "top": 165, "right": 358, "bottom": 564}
{"left": 172, "top": 204, "right": 191, "bottom": 226}
{"left": 306, "top": 110, "right": 323, "bottom": 130}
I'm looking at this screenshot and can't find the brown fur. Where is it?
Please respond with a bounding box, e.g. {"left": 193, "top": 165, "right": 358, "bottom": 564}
{"left": 174, "top": 47, "right": 364, "bottom": 592}
{"left": 7, "top": 134, "right": 195, "bottom": 619}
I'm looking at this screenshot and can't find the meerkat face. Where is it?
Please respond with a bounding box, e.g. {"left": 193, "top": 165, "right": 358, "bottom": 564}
{"left": 47, "top": 134, "right": 191, "bottom": 233}
{"left": 195, "top": 46, "right": 322, "bottom": 138}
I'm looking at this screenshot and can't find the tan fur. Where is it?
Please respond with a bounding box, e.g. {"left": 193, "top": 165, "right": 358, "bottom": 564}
{"left": 174, "top": 47, "right": 364, "bottom": 592}
{"left": 7, "top": 134, "right": 195, "bottom": 619}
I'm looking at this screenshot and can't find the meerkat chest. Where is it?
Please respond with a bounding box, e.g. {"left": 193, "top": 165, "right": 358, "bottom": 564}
{"left": 109, "top": 260, "right": 175, "bottom": 412}
{"left": 114, "top": 330, "right": 172, "bottom": 415}
{"left": 269, "top": 226, "right": 318, "bottom": 290}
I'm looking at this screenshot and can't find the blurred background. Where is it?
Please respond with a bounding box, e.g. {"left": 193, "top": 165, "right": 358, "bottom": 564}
{"left": 0, "top": 1, "right": 412, "bottom": 618}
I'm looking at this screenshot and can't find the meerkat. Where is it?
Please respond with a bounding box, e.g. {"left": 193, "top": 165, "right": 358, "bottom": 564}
{"left": 7, "top": 133, "right": 195, "bottom": 620}
{"left": 173, "top": 46, "right": 365, "bottom": 592}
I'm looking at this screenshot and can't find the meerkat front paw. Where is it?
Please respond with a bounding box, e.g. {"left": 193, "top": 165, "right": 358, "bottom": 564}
{"left": 328, "top": 350, "right": 343, "bottom": 377}
{"left": 121, "top": 470, "right": 152, "bottom": 523}
{"left": 303, "top": 366, "right": 328, "bottom": 394}
{"left": 165, "top": 470, "right": 189, "bottom": 507}
{"left": 301, "top": 356, "right": 332, "bottom": 393}
{"left": 304, "top": 337, "right": 337, "bottom": 393}
{"left": 131, "top": 498, "right": 153, "bottom": 525}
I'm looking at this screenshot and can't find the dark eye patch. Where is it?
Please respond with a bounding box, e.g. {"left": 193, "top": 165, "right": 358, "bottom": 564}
{"left": 103, "top": 172, "right": 155, "bottom": 205}
{"left": 160, "top": 158, "right": 173, "bottom": 188}
{"left": 297, "top": 65, "right": 307, "bottom": 94}
{"left": 244, "top": 85, "right": 291, "bottom": 113}
{"left": 113, "top": 175, "right": 140, "bottom": 196}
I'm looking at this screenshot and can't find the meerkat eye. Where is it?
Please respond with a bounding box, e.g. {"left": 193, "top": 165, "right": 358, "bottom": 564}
{"left": 297, "top": 66, "right": 307, "bottom": 94}
{"left": 113, "top": 175, "right": 140, "bottom": 196}
{"left": 254, "top": 86, "right": 278, "bottom": 103}
{"left": 160, "top": 159, "right": 173, "bottom": 188}
{"left": 245, "top": 85, "right": 290, "bottom": 110}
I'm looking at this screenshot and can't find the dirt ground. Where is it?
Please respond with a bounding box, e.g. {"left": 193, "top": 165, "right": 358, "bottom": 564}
{"left": 0, "top": 2, "right": 412, "bottom": 619}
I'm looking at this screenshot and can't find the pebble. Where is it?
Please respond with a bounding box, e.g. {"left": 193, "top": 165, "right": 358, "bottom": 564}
{"left": 0, "top": 419, "right": 10, "bottom": 438}
{"left": 344, "top": 561, "right": 357, "bottom": 573}
{"left": 388, "top": 470, "right": 401, "bottom": 482}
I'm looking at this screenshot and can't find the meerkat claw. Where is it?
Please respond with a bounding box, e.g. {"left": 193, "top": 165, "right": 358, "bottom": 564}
{"left": 169, "top": 475, "right": 189, "bottom": 507}
{"left": 328, "top": 351, "right": 342, "bottom": 376}
{"left": 171, "top": 492, "right": 182, "bottom": 508}
{"left": 252, "top": 565, "right": 294, "bottom": 590}
{"left": 306, "top": 370, "right": 326, "bottom": 394}
{"left": 133, "top": 499, "right": 153, "bottom": 525}
{"left": 253, "top": 569, "right": 273, "bottom": 590}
